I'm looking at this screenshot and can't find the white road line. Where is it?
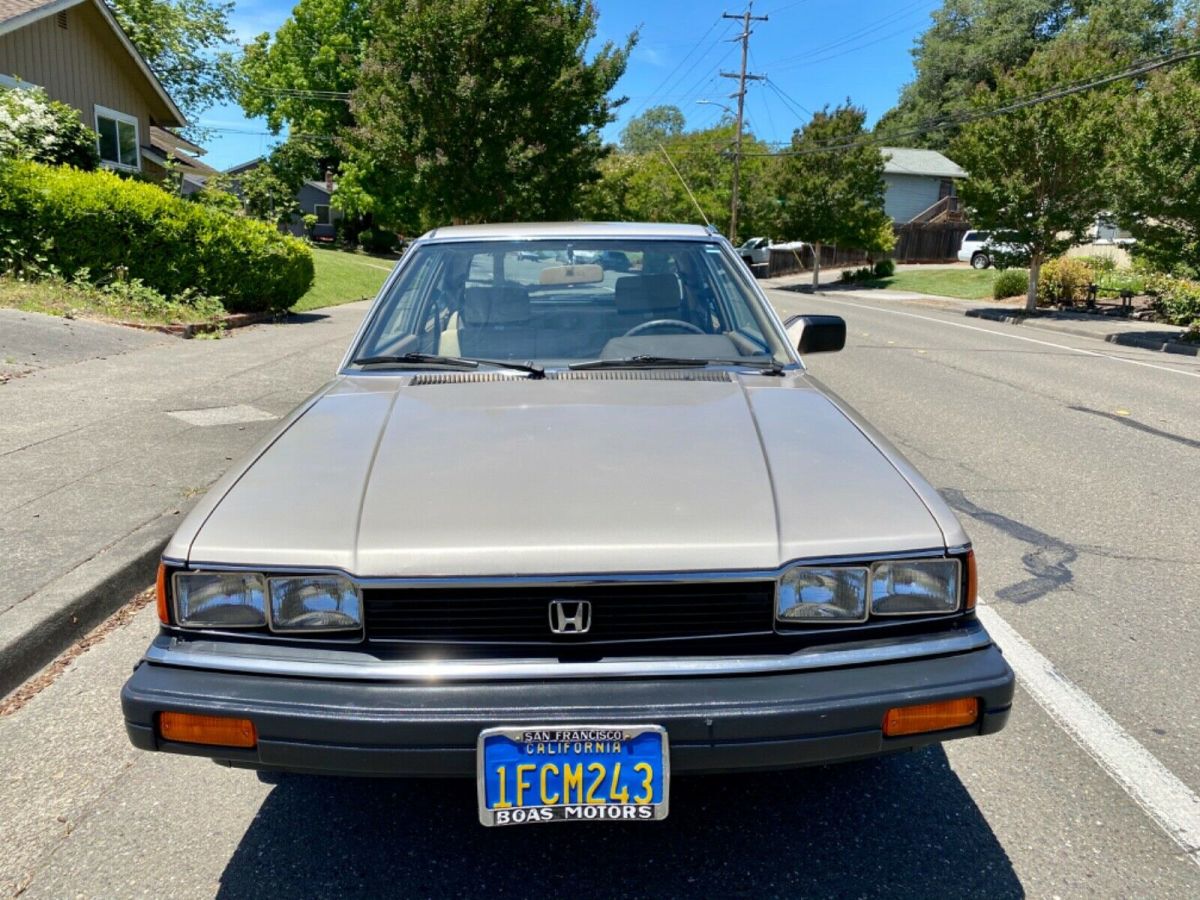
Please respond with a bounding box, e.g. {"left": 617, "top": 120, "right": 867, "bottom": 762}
{"left": 977, "top": 605, "right": 1200, "bottom": 864}
{"left": 771, "top": 291, "right": 1200, "bottom": 380}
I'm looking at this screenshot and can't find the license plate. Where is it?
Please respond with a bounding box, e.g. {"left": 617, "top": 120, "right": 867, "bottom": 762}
{"left": 477, "top": 724, "right": 669, "bottom": 826}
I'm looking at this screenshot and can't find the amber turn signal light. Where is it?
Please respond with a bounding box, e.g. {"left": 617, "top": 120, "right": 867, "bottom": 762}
{"left": 965, "top": 549, "right": 978, "bottom": 610}
{"left": 158, "top": 712, "right": 257, "bottom": 748}
{"left": 883, "top": 697, "right": 980, "bottom": 737}
{"left": 156, "top": 562, "right": 169, "bottom": 624}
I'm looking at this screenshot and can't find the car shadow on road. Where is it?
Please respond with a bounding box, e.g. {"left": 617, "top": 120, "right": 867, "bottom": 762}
{"left": 216, "top": 745, "right": 1022, "bottom": 898}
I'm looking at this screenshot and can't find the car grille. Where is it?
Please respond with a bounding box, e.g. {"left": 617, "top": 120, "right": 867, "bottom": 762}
{"left": 362, "top": 581, "right": 776, "bottom": 645}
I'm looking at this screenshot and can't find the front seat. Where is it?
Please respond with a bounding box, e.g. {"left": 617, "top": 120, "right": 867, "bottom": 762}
{"left": 458, "top": 285, "right": 535, "bottom": 359}
{"left": 613, "top": 273, "right": 683, "bottom": 331}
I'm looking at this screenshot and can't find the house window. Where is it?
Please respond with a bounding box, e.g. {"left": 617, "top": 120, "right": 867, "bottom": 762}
{"left": 94, "top": 106, "right": 139, "bottom": 170}
{"left": 314, "top": 204, "right": 331, "bottom": 225}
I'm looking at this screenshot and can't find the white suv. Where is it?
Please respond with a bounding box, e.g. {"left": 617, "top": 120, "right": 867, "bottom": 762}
{"left": 958, "top": 231, "right": 1023, "bottom": 269}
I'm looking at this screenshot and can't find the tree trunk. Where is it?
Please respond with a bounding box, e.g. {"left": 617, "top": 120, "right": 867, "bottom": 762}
{"left": 1026, "top": 252, "right": 1042, "bottom": 313}
{"left": 812, "top": 241, "right": 822, "bottom": 290}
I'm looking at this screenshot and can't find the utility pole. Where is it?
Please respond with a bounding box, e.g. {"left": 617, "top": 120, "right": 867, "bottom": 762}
{"left": 721, "top": 3, "right": 766, "bottom": 245}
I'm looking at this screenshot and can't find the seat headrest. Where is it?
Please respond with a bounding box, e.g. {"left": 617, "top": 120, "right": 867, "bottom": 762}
{"left": 614, "top": 273, "right": 681, "bottom": 314}
{"left": 461, "top": 285, "right": 530, "bottom": 326}
{"left": 489, "top": 286, "right": 529, "bottom": 324}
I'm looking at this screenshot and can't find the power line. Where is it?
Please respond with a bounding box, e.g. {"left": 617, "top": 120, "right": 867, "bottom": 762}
{"left": 625, "top": 17, "right": 733, "bottom": 120}
{"left": 740, "top": 45, "right": 1200, "bottom": 157}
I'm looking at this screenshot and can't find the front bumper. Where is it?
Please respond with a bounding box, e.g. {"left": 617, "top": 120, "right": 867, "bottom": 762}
{"left": 121, "top": 642, "right": 1014, "bottom": 777}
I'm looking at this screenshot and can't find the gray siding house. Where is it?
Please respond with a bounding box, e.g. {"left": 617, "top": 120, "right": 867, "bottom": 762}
{"left": 222, "top": 158, "right": 340, "bottom": 239}
{"left": 881, "top": 147, "right": 967, "bottom": 223}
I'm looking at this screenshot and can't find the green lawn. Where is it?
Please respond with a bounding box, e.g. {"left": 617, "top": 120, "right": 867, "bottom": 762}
{"left": 294, "top": 247, "right": 394, "bottom": 313}
{"left": 863, "top": 268, "right": 998, "bottom": 300}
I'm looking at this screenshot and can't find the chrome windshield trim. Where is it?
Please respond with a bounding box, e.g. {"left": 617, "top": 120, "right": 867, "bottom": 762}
{"left": 141, "top": 619, "right": 991, "bottom": 682}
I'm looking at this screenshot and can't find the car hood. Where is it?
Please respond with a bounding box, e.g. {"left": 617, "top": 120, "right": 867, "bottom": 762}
{"left": 176, "top": 374, "right": 958, "bottom": 576}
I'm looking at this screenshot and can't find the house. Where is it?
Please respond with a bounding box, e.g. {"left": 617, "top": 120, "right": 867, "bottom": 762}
{"left": 881, "top": 147, "right": 968, "bottom": 224}
{"left": 220, "top": 157, "right": 341, "bottom": 239}
{"left": 0, "top": 0, "right": 212, "bottom": 178}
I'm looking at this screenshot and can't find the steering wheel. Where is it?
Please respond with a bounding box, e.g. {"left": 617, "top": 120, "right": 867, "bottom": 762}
{"left": 622, "top": 318, "right": 706, "bottom": 337}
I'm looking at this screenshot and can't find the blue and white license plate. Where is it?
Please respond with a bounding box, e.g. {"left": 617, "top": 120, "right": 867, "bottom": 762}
{"left": 477, "top": 724, "right": 669, "bottom": 826}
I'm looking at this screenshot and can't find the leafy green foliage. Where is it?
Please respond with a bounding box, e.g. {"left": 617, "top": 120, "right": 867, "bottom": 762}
{"left": 1112, "top": 60, "right": 1200, "bottom": 278}
{"left": 1146, "top": 273, "right": 1200, "bottom": 325}
{"left": 877, "top": 0, "right": 1175, "bottom": 149}
{"left": 951, "top": 41, "right": 1129, "bottom": 310}
{"left": 356, "top": 226, "right": 396, "bottom": 253}
{"left": 771, "top": 103, "right": 891, "bottom": 252}
{"left": 0, "top": 273, "right": 226, "bottom": 325}
{"left": 0, "top": 161, "right": 313, "bottom": 312}
{"left": 578, "top": 123, "right": 776, "bottom": 237}
{"left": 619, "top": 105, "right": 686, "bottom": 154}
{"left": 349, "top": 0, "right": 634, "bottom": 228}
{"left": 874, "top": 258, "right": 896, "bottom": 278}
{"left": 992, "top": 267, "right": 1030, "bottom": 299}
{"left": 237, "top": 0, "right": 367, "bottom": 167}
{"left": 0, "top": 87, "right": 98, "bottom": 170}
{"left": 1036, "top": 256, "right": 1093, "bottom": 304}
{"left": 239, "top": 166, "right": 300, "bottom": 227}
{"left": 106, "top": 0, "right": 236, "bottom": 123}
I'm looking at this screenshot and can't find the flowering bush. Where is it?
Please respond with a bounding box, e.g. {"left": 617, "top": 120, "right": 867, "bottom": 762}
{"left": 0, "top": 86, "right": 98, "bottom": 169}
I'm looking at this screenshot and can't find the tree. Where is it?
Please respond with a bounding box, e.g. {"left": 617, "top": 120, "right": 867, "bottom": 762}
{"left": 348, "top": 0, "right": 634, "bottom": 228}
{"left": 951, "top": 42, "right": 1129, "bottom": 311}
{"left": 1113, "top": 60, "right": 1200, "bottom": 277}
{"left": 579, "top": 122, "right": 777, "bottom": 237}
{"left": 236, "top": 0, "right": 368, "bottom": 166}
{"left": 619, "top": 105, "right": 685, "bottom": 154}
{"left": 239, "top": 166, "right": 300, "bottom": 230}
{"left": 106, "top": 0, "right": 236, "bottom": 123}
{"left": 772, "top": 103, "right": 891, "bottom": 288}
{"left": 0, "top": 86, "right": 98, "bottom": 169}
{"left": 877, "top": 0, "right": 1174, "bottom": 149}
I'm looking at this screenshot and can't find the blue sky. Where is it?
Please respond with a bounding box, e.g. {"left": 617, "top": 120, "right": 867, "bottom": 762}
{"left": 198, "top": 0, "right": 939, "bottom": 169}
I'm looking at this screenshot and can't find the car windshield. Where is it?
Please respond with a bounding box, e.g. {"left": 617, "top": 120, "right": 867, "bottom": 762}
{"left": 351, "top": 239, "right": 790, "bottom": 369}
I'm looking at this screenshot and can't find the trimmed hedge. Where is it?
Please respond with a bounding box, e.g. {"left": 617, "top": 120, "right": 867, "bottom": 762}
{"left": 0, "top": 161, "right": 313, "bottom": 312}
{"left": 992, "top": 268, "right": 1028, "bottom": 300}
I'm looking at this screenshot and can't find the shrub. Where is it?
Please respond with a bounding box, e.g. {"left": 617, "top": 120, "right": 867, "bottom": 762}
{"left": 0, "top": 86, "right": 98, "bottom": 170}
{"left": 993, "top": 268, "right": 1029, "bottom": 300}
{"left": 1037, "top": 256, "right": 1092, "bottom": 305}
{"left": 1076, "top": 254, "right": 1117, "bottom": 276}
{"left": 839, "top": 269, "right": 855, "bottom": 284}
{"left": 1146, "top": 273, "right": 1200, "bottom": 326}
{"left": 873, "top": 258, "right": 895, "bottom": 277}
{"left": 854, "top": 266, "right": 874, "bottom": 281}
{"left": 0, "top": 160, "right": 313, "bottom": 312}
{"left": 357, "top": 226, "right": 397, "bottom": 253}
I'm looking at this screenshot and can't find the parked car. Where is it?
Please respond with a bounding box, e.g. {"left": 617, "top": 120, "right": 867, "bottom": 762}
{"left": 738, "top": 236, "right": 773, "bottom": 266}
{"left": 957, "top": 231, "right": 1026, "bottom": 269}
{"left": 122, "top": 222, "right": 1013, "bottom": 828}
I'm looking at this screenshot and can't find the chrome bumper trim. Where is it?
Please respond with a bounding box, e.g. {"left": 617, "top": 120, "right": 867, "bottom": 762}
{"left": 141, "top": 620, "right": 992, "bottom": 682}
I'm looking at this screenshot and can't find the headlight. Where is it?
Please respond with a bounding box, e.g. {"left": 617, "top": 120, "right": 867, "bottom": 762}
{"left": 268, "top": 575, "right": 362, "bottom": 632}
{"left": 870, "top": 559, "right": 960, "bottom": 615}
{"left": 777, "top": 566, "right": 869, "bottom": 623}
{"left": 174, "top": 572, "right": 267, "bottom": 628}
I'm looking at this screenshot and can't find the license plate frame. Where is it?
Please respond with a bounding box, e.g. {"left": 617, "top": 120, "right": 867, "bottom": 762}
{"left": 476, "top": 724, "right": 669, "bottom": 827}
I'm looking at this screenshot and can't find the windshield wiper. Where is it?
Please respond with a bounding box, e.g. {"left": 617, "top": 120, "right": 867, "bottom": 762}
{"left": 569, "top": 355, "right": 785, "bottom": 375}
{"left": 352, "top": 353, "right": 544, "bottom": 377}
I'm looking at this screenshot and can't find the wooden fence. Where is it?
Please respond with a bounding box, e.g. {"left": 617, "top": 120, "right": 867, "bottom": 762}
{"left": 765, "top": 222, "right": 969, "bottom": 276}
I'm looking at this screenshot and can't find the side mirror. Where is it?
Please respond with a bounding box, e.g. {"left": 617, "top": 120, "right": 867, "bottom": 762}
{"left": 784, "top": 314, "right": 846, "bottom": 354}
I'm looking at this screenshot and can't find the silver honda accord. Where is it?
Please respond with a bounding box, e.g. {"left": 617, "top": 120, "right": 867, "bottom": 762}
{"left": 122, "top": 222, "right": 1013, "bottom": 827}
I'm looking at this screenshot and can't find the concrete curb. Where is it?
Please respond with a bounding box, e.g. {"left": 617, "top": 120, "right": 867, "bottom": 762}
{"left": 964, "top": 309, "right": 1198, "bottom": 357}
{"left": 0, "top": 512, "right": 178, "bottom": 699}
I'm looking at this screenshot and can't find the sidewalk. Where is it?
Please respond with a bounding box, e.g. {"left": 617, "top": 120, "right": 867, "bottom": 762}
{"left": 760, "top": 274, "right": 1197, "bottom": 357}
{"left": 0, "top": 302, "right": 371, "bottom": 696}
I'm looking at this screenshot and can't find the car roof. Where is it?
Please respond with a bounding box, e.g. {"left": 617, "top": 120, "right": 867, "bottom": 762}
{"left": 420, "top": 222, "right": 714, "bottom": 241}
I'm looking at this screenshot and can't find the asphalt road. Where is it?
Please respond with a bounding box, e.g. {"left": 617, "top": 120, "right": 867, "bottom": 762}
{"left": 3, "top": 291, "right": 1200, "bottom": 897}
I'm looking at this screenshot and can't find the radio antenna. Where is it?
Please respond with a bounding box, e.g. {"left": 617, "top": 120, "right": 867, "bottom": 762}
{"left": 657, "top": 142, "right": 711, "bottom": 229}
